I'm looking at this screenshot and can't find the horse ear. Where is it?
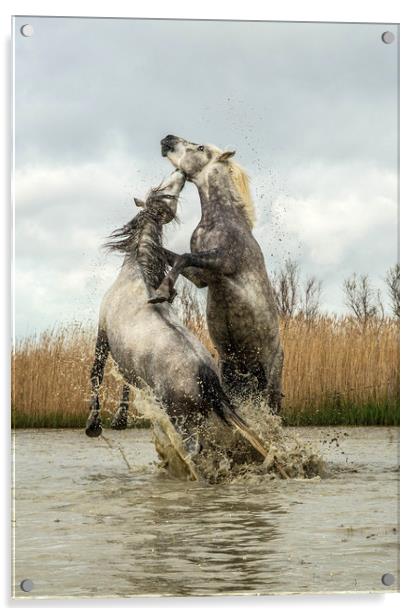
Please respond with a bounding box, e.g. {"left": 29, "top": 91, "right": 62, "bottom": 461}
{"left": 217, "top": 150, "right": 236, "bottom": 162}
{"left": 134, "top": 198, "right": 145, "bottom": 208}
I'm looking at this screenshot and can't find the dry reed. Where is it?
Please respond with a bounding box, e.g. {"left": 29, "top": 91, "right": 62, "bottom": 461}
{"left": 12, "top": 292, "right": 399, "bottom": 428}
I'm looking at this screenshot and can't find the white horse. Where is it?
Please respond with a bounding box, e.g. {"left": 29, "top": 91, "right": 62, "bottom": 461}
{"left": 85, "top": 170, "right": 268, "bottom": 476}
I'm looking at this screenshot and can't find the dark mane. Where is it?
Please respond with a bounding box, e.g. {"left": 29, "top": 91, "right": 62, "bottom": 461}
{"left": 104, "top": 208, "right": 167, "bottom": 289}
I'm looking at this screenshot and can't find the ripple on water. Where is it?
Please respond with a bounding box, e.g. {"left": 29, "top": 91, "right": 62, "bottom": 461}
{"left": 12, "top": 426, "right": 399, "bottom": 598}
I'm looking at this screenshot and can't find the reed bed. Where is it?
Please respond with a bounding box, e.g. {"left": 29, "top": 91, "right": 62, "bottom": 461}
{"left": 278, "top": 315, "right": 399, "bottom": 425}
{"left": 12, "top": 297, "right": 399, "bottom": 428}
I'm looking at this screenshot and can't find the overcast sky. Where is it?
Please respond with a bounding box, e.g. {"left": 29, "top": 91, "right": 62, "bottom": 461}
{"left": 13, "top": 17, "right": 399, "bottom": 337}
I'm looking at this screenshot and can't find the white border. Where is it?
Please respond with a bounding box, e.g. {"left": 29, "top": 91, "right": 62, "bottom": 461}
{"left": 2, "top": 1, "right": 415, "bottom": 614}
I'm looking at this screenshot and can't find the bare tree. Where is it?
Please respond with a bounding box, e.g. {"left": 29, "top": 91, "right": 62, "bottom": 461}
{"left": 302, "top": 276, "right": 323, "bottom": 321}
{"left": 176, "top": 282, "right": 206, "bottom": 330}
{"left": 271, "top": 258, "right": 300, "bottom": 318}
{"left": 343, "top": 273, "right": 380, "bottom": 326}
{"left": 385, "top": 263, "right": 400, "bottom": 319}
{"left": 376, "top": 288, "right": 385, "bottom": 321}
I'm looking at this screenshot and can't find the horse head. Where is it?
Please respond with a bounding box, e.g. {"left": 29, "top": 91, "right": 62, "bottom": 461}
{"left": 161, "top": 135, "right": 254, "bottom": 228}
{"left": 135, "top": 168, "right": 186, "bottom": 224}
{"left": 161, "top": 134, "right": 235, "bottom": 182}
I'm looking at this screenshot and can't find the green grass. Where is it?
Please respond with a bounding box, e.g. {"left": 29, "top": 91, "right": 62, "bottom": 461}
{"left": 282, "top": 400, "right": 400, "bottom": 426}
{"left": 12, "top": 410, "right": 151, "bottom": 430}
{"left": 12, "top": 401, "right": 399, "bottom": 429}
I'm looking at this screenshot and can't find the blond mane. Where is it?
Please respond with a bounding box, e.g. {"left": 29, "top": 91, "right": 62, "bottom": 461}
{"left": 227, "top": 160, "right": 256, "bottom": 228}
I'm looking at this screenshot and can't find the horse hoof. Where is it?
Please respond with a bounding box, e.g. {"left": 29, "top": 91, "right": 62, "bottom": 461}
{"left": 85, "top": 413, "right": 102, "bottom": 437}
{"left": 85, "top": 424, "right": 102, "bottom": 438}
{"left": 148, "top": 292, "right": 169, "bottom": 304}
{"left": 168, "top": 288, "right": 178, "bottom": 304}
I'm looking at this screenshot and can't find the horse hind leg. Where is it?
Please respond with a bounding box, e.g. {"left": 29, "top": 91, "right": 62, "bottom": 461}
{"left": 111, "top": 384, "right": 130, "bottom": 430}
{"left": 266, "top": 348, "right": 284, "bottom": 416}
{"left": 266, "top": 387, "right": 285, "bottom": 416}
{"left": 219, "top": 359, "right": 242, "bottom": 399}
{"left": 85, "top": 328, "right": 109, "bottom": 437}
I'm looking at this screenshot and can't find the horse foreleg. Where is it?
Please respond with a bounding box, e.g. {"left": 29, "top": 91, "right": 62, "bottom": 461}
{"left": 85, "top": 328, "right": 109, "bottom": 437}
{"left": 111, "top": 383, "right": 130, "bottom": 430}
{"left": 149, "top": 249, "right": 230, "bottom": 304}
{"left": 163, "top": 249, "right": 208, "bottom": 289}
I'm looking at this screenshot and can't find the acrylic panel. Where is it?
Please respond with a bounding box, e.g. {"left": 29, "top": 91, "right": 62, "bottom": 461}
{"left": 12, "top": 16, "right": 399, "bottom": 599}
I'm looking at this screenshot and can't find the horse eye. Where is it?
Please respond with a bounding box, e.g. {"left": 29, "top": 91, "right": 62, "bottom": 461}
{"left": 197, "top": 145, "right": 204, "bottom": 151}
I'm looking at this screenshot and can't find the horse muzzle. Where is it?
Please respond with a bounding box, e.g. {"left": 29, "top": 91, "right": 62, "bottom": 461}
{"left": 161, "top": 134, "right": 180, "bottom": 157}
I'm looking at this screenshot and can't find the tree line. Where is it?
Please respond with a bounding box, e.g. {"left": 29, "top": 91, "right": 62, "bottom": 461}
{"left": 271, "top": 260, "right": 400, "bottom": 325}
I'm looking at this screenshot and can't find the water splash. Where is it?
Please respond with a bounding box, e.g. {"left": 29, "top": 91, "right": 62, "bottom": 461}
{"left": 194, "top": 397, "right": 325, "bottom": 483}
{"left": 131, "top": 387, "right": 325, "bottom": 484}
{"left": 131, "top": 388, "right": 204, "bottom": 481}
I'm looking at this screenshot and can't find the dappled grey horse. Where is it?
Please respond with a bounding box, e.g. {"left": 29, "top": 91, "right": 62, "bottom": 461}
{"left": 150, "top": 135, "right": 284, "bottom": 415}
{"left": 85, "top": 170, "right": 268, "bottom": 467}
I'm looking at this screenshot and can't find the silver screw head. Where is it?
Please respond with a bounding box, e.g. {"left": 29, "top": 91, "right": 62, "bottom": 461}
{"left": 381, "top": 31, "right": 395, "bottom": 44}
{"left": 381, "top": 573, "right": 395, "bottom": 586}
{"left": 20, "top": 24, "right": 34, "bottom": 37}
{"left": 20, "top": 579, "right": 34, "bottom": 592}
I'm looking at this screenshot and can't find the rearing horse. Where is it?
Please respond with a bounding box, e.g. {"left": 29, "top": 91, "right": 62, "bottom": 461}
{"left": 150, "top": 135, "right": 284, "bottom": 415}
{"left": 85, "top": 169, "right": 270, "bottom": 478}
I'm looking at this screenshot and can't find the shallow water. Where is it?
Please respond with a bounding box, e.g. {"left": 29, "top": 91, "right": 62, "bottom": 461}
{"left": 12, "top": 427, "right": 399, "bottom": 598}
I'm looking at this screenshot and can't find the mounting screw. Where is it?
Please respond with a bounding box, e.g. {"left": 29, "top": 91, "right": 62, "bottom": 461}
{"left": 381, "top": 573, "right": 395, "bottom": 586}
{"left": 20, "top": 579, "right": 34, "bottom": 592}
{"left": 381, "top": 31, "right": 395, "bottom": 44}
{"left": 20, "top": 24, "right": 34, "bottom": 37}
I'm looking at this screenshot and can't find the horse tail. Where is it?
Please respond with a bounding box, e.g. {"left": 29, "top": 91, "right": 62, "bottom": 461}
{"left": 197, "top": 363, "right": 230, "bottom": 424}
{"left": 220, "top": 402, "right": 269, "bottom": 459}
{"left": 197, "top": 363, "right": 268, "bottom": 460}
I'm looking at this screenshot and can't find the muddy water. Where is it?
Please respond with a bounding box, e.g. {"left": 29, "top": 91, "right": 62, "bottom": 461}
{"left": 12, "top": 427, "right": 399, "bottom": 598}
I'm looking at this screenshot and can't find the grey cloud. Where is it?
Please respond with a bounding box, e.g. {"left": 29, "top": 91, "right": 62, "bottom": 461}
{"left": 15, "top": 18, "right": 398, "bottom": 168}
{"left": 13, "top": 17, "right": 399, "bottom": 336}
